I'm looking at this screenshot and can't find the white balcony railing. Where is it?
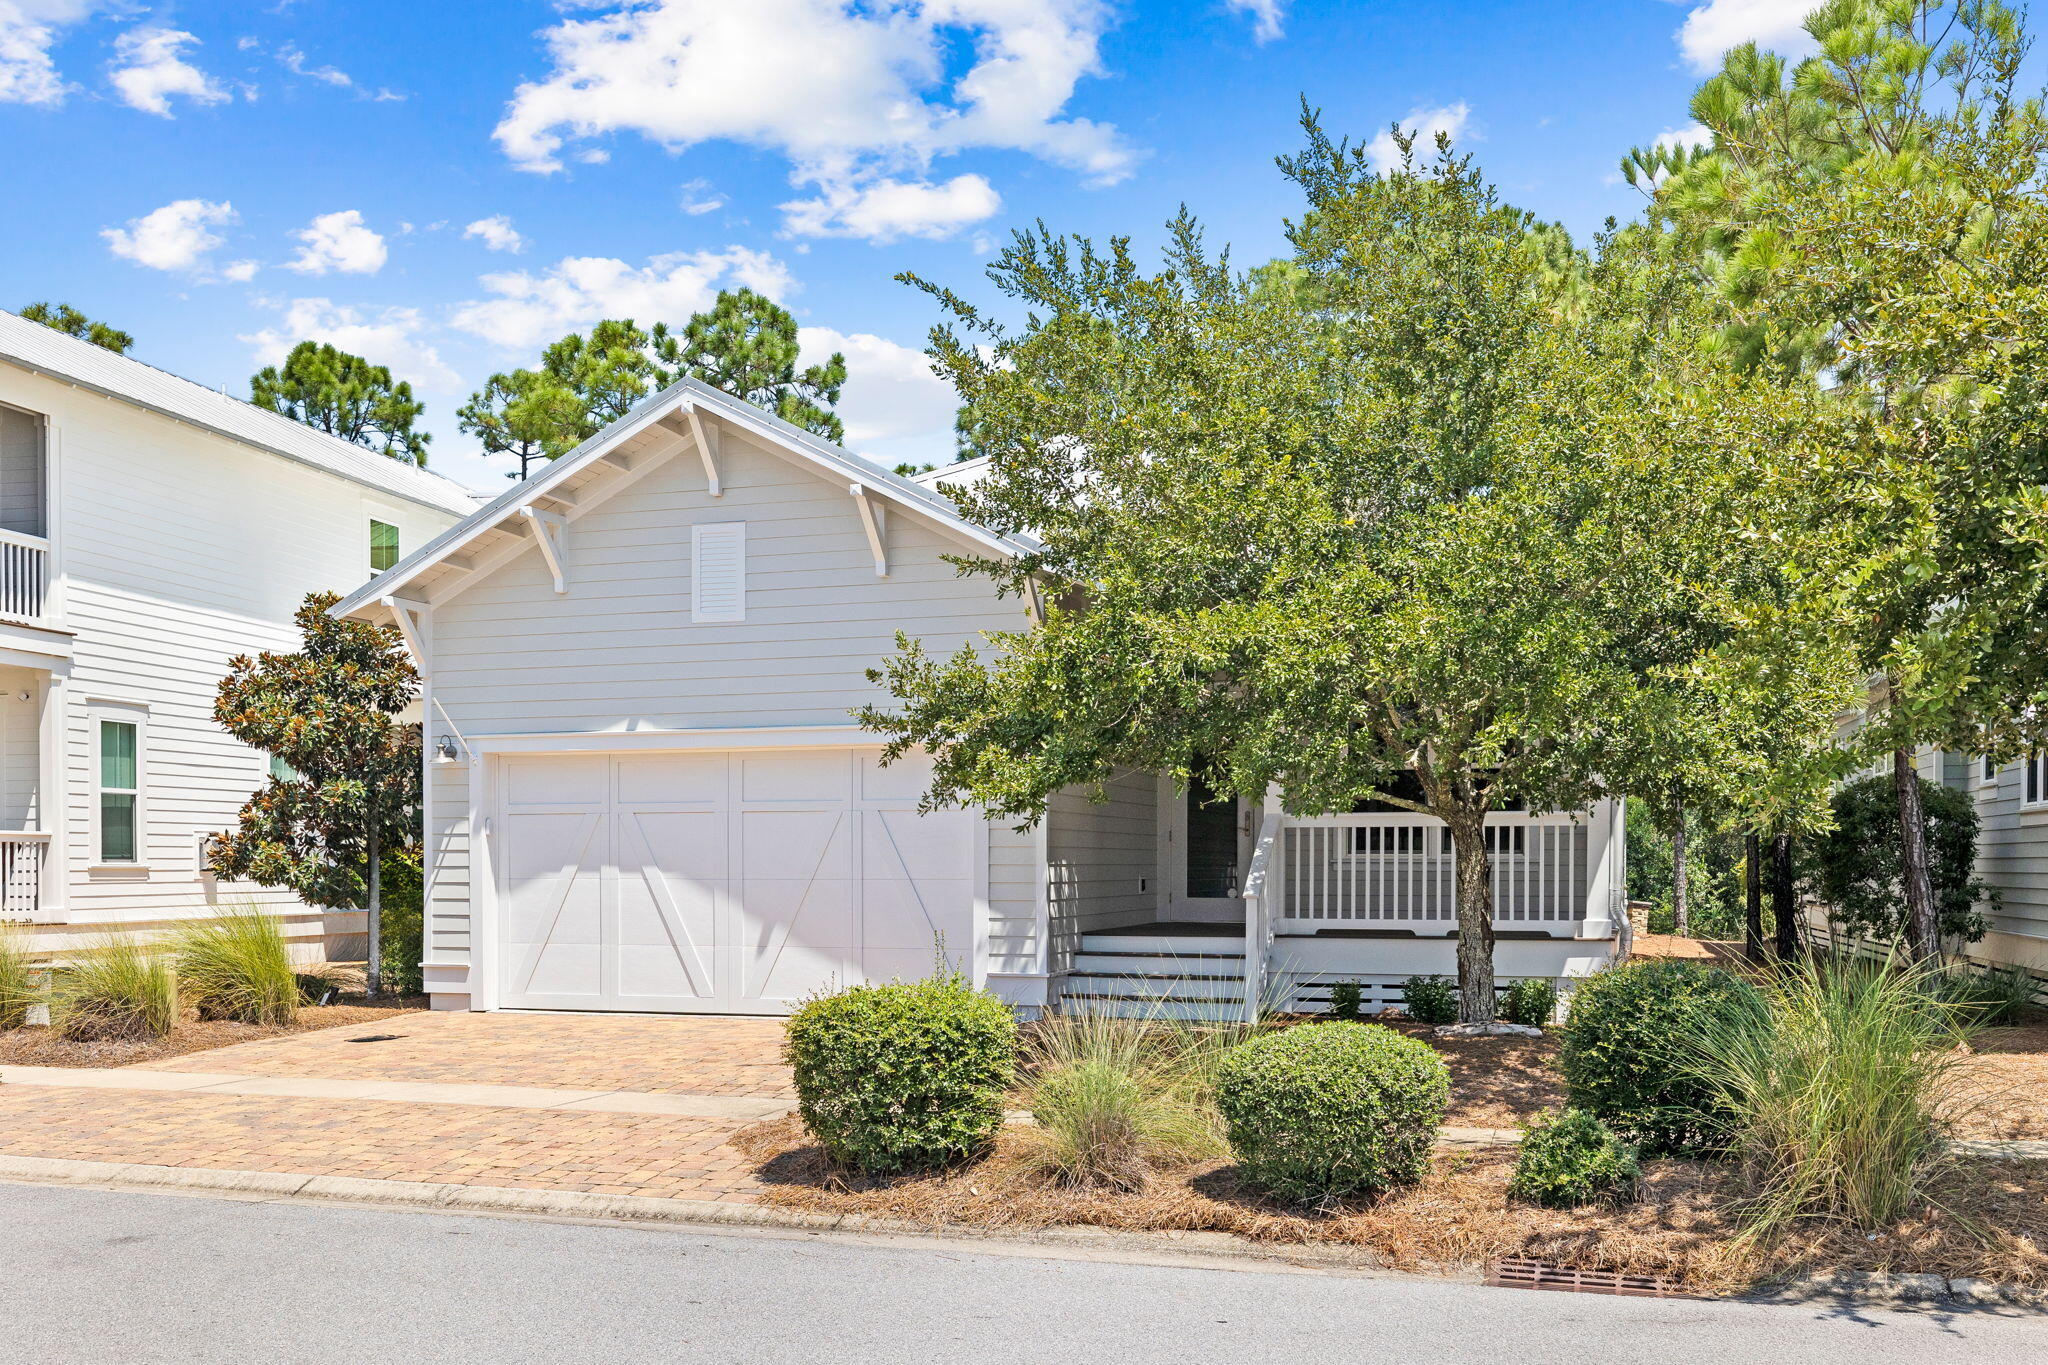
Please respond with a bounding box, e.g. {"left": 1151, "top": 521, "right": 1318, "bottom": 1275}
{"left": 0, "top": 832, "right": 47, "bottom": 922}
{"left": 0, "top": 528, "right": 49, "bottom": 626}
{"left": 1274, "top": 812, "right": 1588, "bottom": 930}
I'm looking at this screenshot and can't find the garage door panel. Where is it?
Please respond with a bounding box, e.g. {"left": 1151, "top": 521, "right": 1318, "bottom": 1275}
{"left": 615, "top": 753, "right": 724, "bottom": 805}
{"left": 857, "top": 751, "right": 935, "bottom": 802}
{"left": 865, "top": 808, "right": 977, "bottom": 881}
{"left": 861, "top": 876, "right": 974, "bottom": 950}
{"left": 506, "top": 754, "right": 607, "bottom": 806}
{"left": 738, "top": 750, "right": 851, "bottom": 802}
{"left": 614, "top": 810, "right": 721, "bottom": 1003}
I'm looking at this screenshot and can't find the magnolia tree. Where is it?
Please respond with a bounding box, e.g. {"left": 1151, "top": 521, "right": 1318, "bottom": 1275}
{"left": 860, "top": 122, "right": 1824, "bottom": 1022}
{"left": 210, "top": 593, "right": 420, "bottom": 996}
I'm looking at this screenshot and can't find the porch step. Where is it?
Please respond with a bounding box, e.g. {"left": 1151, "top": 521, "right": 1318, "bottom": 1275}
{"left": 1049, "top": 997, "right": 1248, "bottom": 1022}
{"left": 1070, "top": 951, "right": 1245, "bottom": 975}
{"left": 1063, "top": 972, "right": 1246, "bottom": 1002}
{"left": 1077, "top": 932, "right": 1248, "bottom": 957}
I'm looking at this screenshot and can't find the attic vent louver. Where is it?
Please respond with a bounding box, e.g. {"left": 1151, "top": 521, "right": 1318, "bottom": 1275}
{"left": 691, "top": 522, "right": 746, "bottom": 623}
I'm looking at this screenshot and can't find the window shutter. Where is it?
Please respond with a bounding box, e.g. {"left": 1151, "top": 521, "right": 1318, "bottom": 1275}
{"left": 692, "top": 522, "right": 746, "bottom": 622}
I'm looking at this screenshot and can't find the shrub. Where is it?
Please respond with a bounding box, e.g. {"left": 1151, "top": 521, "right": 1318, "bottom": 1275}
{"left": 171, "top": 908, "right": 299, "bottom": 1026}
{"left": 1501, "top": 977, "right": 1558, "bottom": 1028}
{"left": 0, "top": 926, "right": 38, "bottom": 1030}
{"left": 1400, "top": 975, "right": 1458, "bottom": 1025}
{"left": 784, "top": 972, "right": 1017, "bottom": 1174}
{"left": 1936, "top": 962, "right": 2037, "bottom": 1026}
{"left": 1509, "top": 1108, "right": 1640, "bottom": 1208}
{"left": 1017, "top": 1012, "right": 1230, "bottom": 1189}
{"left": 1805, "top": 773, "right": 1996, "bottom": 945}
{"left": 1216, "top": 1021, "right": 1450, "bottom": 1201}
{"left": 54, "top": 937, "right": 178, "bottom": 1041}
{"left": 378, "top": 847, "right": 424, "bottom": 996}
{"left": 1559, "top": 959, "right": 1760, "bottom": 1155}
{"left": 1688, "top": 958, "right": 1974, "bottom": 1234}
{"left": 1328, "top": 981, "right": 1364, "bottom": 1021}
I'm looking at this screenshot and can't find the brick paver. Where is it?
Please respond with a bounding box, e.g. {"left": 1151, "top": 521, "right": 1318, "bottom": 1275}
{"left": 0, "top": 1085, "right": 770, "bottom": 1203}
{"left": 146, "top": 1010, "right": 795, "bottom": 1098}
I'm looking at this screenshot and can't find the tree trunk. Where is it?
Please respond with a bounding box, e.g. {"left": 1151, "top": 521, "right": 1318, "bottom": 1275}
{"left": 1893, "top": 747, "right": 1937, "bottom": 960}
{"left": 365, "top": 811, "right": 382, "bottom": 1000}
{"left": 1671, "top": 800, "right": 1690, "bottom": 940}
{"left": 1771, "top": 831, "right": 1797, "bottom": 961}
{"left": 1744, "top": 830, "right": 1765, "bottom": 965}
{"left": 1448, "top": 814, "right": 1497, "bottom": 1024}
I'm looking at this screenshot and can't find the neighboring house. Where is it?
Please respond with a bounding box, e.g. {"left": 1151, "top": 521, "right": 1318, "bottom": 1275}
{"left": 0, "top": 310, "right": 476, "bottom": 956}
{"left": 335, "top": 379, "right": 1624, "bottom": 1020}
{"left": 1908, "top": 746, "right": 2048, "bottom": 984}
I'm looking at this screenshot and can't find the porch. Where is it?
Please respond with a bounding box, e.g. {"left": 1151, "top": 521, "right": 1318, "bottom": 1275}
{"left": 0, "top": 403, "right": 60, "bottom": 924}
{"left": 1051, "top": 800, "right": 1623, "bottom": 1022}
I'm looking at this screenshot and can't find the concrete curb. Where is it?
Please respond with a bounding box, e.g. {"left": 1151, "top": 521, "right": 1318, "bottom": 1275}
{"left": 1, "top": 1153, "right": 2039, "bottom": 1309}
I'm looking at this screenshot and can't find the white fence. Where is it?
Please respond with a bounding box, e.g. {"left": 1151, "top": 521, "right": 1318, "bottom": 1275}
{"left": 0, "top": 832, "right": 46, "bottom": 921}
{"left": 0, "top": 529, "right": 49, "bottom": 625}
{"left": 1274, "top": 813, "right": 1588, "bottom": 929}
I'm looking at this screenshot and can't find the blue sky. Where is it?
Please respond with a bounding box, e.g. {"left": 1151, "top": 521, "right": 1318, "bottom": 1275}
{"left": 0, "top": 1, "right": 1821, "bottom": 489}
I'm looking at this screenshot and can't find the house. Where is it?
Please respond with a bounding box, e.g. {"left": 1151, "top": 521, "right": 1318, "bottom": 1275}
{"left": 1900, "top": 746, "right": 2048, "bottom": 985}
{"left": 0, "top": 310, "right": 476, "bottom": 957}
{"left": 334, "top": 379, "right": 1624, "bottom": 1019}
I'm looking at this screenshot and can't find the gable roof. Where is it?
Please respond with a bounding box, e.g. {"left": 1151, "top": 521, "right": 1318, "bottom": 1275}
{"left": 0, "top": 310, "right": 480, "bottom": 517}
{"left": 331, "top": 376, "right": 1037, "bottom": 621}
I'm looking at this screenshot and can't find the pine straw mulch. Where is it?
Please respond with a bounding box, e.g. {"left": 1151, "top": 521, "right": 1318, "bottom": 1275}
{"left": 735, "top": 1116, "right": 2048, "bottom": 1293}
{"left": 1954, "top": 1020, "right": 2048, "bottom": 1141}
{"left": 0, "top": 998, "right": 426, "bottom": 1069}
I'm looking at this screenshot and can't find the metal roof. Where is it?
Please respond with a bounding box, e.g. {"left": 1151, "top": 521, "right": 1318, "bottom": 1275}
{"left": 0, "top": 309, "right": 481, "bottom": 517}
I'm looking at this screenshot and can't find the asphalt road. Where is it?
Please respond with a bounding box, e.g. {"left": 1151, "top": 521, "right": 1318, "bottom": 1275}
{"left": 2, "top": 1182, "right": 2043, "bottom": 1364}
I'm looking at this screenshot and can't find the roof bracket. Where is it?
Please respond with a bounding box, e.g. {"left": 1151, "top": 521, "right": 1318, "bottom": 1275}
{"left": 849, "top": 482, "right": 888, "bottom": 577}
{"left": 518, "top": 505, "right": 570, "bottom": 593}
{"left": 685, "top": 404, "right": 722, "bottom": 497}
{"left": 381, "top": 595, "right": 432, "bottom": 675}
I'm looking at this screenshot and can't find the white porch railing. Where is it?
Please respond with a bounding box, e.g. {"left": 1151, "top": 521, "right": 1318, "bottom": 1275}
{"left": 1275, "top": 812, "right": 1588, "bottom": 930}
{"left": 0, "top": 831, "right": 47, "bottom": 922}
{"left": 1240, "top": 811, "right": 1283, "bottom": 1023}
{"left": 0, "top": 528, "right": 50, "bottom": 625}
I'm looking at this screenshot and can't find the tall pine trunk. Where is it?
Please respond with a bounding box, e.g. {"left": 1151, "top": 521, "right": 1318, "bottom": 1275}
{"left": 1771, "top": 831, "right": 1797, "bottom": 960}
{"left": 1671, "top": 800, "right": 1690, "bottom": 939}
{"left": 1744, "top": 830, "right": 1765, "bottom": 965}
{"left": 365, "top": 803, "right": 382, "bottom": 1000}
{"left": 1893, "top": 747, "right": 1937, "bottom": 960}
{"left": 1447, "top": 812, "right": 1497, "bottom": 1024}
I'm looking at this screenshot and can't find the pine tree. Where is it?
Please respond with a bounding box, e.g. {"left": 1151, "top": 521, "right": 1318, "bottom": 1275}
{"left": 661, "top": 288, "right": 847, "bottom": 442}
{"left": 19, "top": 302, "right": 132, "bottom": 354}
{"left": 252, "top": 341, "right": 431, "bottom": 467}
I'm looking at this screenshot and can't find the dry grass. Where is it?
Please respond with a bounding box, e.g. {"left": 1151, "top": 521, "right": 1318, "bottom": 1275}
{"left": 0, "top": 1000, "right": 423, "bottom": 1068}
{"left": 735, "top": 1116, "right": 2048, "bottom": 1292}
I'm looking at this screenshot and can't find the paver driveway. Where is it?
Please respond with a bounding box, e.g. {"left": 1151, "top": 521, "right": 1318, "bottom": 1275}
{"left": 0, "top": 1011, "right": 798, "bottom": 1204}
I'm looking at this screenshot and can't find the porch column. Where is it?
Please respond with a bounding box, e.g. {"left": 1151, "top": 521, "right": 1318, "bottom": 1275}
{"left": 34, "top": 669, "right": 65, "bottom": 918}
{"left": 1581, "top": 798, "right": 1619, "bottom": 938}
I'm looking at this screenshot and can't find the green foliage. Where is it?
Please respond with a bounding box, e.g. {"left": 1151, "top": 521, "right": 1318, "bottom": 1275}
{"left": 1501, "top": 977, "right": 1559, "bottom": 1028}
{"left": 170, "top": 907, "right": 299, "bottom": 1027}
{"left": 1805, "top": 773, "right": 1996, "bottom": 945}
{"left": 20, "top": 301, "right": 132, "bottom": 354}
{"left": 1688, "top": 958, "right": 1976, "bottom": 1233}
{"left": 1328, "top": 980, "right": 1364, "bottom": 1021}
{"left": 1559, "top": 959, "right": 1762, "bottom": 1155}
{"left": 1215, "top": 1022, "right": 1449, "bottom": 1200}
{"left": 210, "top": 592, "right": 420, "bottom": 994}
{"left": 1017, "top": 1012, "right": 1231, "bottom": 1190}
{"left": 54, "top": 937, "right": 177, "bottom": 1041}
{"left": 783, "top": 973, "right": 1017, "bottom": 1174}
{"left": 459, "top": 290, "right": 846, "bottom": 480}
{"left": 0, "top": 926, "right": 39, "bottom": 1029}
{"left": 251, "top": 341, "right": 430, "bottom": 466}
{"left": 1508, "top": 1108, "right": 1640, "bottom": 1208}
{"left": 1400, "top": 975, "right": 1458, "bottom": 1025}
{"left": 1936, "top": 962, "right": 2038, "bottom": 1026}
{"left": 377, "top": 847, "right": 424, "bottom": 996}
{"left": 1624, "top": 799, "right": 1749, "bottom": 939}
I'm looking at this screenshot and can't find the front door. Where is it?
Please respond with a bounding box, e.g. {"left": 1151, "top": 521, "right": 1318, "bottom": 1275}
{"left": 1172, "top": 774, "right": 1245, "bottom": 919}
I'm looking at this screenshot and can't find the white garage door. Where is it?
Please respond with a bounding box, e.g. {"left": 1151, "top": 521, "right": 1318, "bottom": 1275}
{"left": 495, "top": 748, "right": 980, "bottom": 1014}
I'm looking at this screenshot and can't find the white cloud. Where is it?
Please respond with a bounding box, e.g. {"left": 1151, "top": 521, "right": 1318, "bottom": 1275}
{"left": 463, "top": 215, "right": 525, "bottom": 253}
{"left": 449, "top": 248, "right": 796, "bottom": 352}
{"left": 1227, "top": 0, "right": 1286, "bottom": 43}
{"left": 1366, "top": 102, "right": 1472, "bottom": 172}
{"left": 286, "top": 209, "right": 388, "bottom": 275}
{"left": 107, "top": 26, "right": 229, "bottom": 117}
{"left": 801, "top": 326, "right": 957, "bottom": 464}
{"left": 1656, "top": 122, "right": 1714, "bottom": 154}
{"left": 101, "top": 198, "right": 237, "bottom": 272}
{"left": 278, "top": 42, "right": 350, "bottom": 87}
{"left": 493, "top": 0, "right": 1132, "bottom": 243}
{"left": 1676, "top": 0, "right": 1819, "bottom": 72}
{"left": 0, "top": 1, "right": 103, "bottom": 107}
{"left": 782, "top": 173, "right": 1001, "bottom": 242}
{"left": 221, "top": 258, "right": 259, "bottom": 282}
{"left": 241, "top": 297, "right": 463, "bottom": 394}
{"left": 679, "top": 178, "right": 727, "bottom": 216}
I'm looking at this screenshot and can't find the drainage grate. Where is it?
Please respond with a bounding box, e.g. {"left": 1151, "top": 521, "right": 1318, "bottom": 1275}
{"left": 1489, "top": 1259, "right": 1689, "bottom": 1298}
{"left": 343, "top": 1034, "right": 405, "bottom": 1044}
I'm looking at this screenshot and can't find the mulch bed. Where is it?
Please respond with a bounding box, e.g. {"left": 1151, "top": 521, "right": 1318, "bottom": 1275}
{"left": 0, "top": 999, "right": 426, "bottom": 1069}
{"left": 1956, "top": 1020, "right": 2048, "bottom": 1141}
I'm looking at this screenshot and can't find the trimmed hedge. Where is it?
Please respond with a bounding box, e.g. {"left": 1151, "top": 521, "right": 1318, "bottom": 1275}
{"left": 783, "top": 973, "right": 1017, "bottom": 1174}
{"left": 1509, "top": 1108, "right": 1640, "bottom": 1208}
{"left": 1559, "top": 959, "right": 1760, "bottom": 1156}
{"left": 1501, "top": 977, "right": 1558, "bottom": 1028}
{"left": 1400, "top": 975, "right": 1459, "bottom": 1025}
{"left": 1216, "top": 1022, "right": 1450, "bottom": 1200}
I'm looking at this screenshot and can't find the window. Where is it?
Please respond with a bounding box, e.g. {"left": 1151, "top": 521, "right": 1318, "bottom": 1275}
{"left": 691, "top": 522, "right": 747, "bottom": 622}
{"left": 99, "top": 718, "right": 139, "bottom": 863}
{"left": 2026, "top": 752, "right": 2047, "bottom": 808}
{"left": 1984, "top": 754, "right": 1999, "bottom": 783}
{"left": 268, "top": 753, "right": 299, "bottom": 782}
{"left": 369, "top": 519, "right": 400, "bottom": 574}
